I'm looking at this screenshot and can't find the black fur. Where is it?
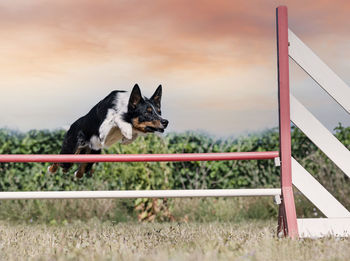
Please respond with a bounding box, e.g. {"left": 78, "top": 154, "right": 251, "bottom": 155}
{"left": 60, "top": 90, "right": 124, "bottom": 152}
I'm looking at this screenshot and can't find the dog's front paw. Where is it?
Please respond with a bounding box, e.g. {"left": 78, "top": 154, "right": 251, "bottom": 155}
{"left": 120, "top": 123, "right": 133, "bottom": 140}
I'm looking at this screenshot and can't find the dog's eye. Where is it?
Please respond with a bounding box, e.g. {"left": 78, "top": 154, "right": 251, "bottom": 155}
{"left": 147, "top": 107, "right": 152, "bottom": 113}
{"left": 157, "top": 109, "right": 161, "bottom": 114}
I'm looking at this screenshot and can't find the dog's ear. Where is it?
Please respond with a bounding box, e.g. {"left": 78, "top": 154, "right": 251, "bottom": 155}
{"left": 128, "top": 84, "right": 143, "bottom": 110}
{"left": 151, "top": 85, "right": 162, "bottom": 108}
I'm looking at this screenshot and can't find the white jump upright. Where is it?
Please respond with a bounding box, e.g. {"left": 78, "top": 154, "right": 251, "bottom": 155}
{"left": 284, "top": 9, "right": 350, "bottom": 238}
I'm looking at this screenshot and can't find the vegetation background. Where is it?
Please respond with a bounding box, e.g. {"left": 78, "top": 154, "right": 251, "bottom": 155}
{"left": 0, "top": 125, "right": 348, "bottom": 224}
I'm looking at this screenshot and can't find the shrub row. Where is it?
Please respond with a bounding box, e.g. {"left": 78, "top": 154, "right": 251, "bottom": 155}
{"left": 0, "top": 125, "right": 348, "bottom": 221}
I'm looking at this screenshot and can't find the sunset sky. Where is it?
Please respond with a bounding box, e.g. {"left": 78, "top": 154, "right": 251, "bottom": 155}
{"left": 1, "top": 0, "right": 349, "bottom": 136}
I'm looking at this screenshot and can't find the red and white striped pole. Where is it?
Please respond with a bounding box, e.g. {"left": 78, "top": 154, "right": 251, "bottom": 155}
{"left": 276, "top": 5, "right": 299, "bottom": 238}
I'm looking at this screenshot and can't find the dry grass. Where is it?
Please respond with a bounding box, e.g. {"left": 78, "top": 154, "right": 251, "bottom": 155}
{"left": 0, "top": 219, "right": 349, "bottom": 261}
{"left": 0, "top": 197, "right": 280, "bottom": 225}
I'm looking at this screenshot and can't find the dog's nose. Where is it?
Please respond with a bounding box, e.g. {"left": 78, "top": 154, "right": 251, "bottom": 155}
{"left": 161, "top": 119, "right": 169, "bottom": 128}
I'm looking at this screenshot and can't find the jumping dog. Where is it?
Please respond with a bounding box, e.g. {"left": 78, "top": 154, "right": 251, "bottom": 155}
{"left": 47, "top": 84, "right": 169, "bottom": 178}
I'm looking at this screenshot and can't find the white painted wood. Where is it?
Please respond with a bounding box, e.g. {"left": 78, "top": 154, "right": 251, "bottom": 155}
{"left": 288, "top": 29, "right": 350, "bottom": 113}
{"left": 290, "top": 96, "right": 350, "bottom": 178}
{"left": 0, "top": 189, "right": 281, "bottom": 200}
{"left": 292, "top": 158, "right": 350, "bottom": 218}
{"left": 274, "top": 157, "right": 281, "bottom": 167}
{"left": 298, "top": 218, "right": 350, "bottom": 238}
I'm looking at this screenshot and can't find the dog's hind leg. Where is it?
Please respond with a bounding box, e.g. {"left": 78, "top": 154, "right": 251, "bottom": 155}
{"left": 47, "top": 133, "right": 77, "bottom": 174}
{"left": 47, "top": 163, "right": 59, "bottom": 174}
{"left": 74, "top": 147, "right": 91, "bottom": 179}
{"left": 58, "top": 130, "right": 86, "bottom": 173}
{"left": 85, "top": 149, "right": 101, "bottom": 178}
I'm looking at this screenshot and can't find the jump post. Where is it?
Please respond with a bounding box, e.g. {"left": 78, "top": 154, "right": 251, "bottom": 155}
{"left": 0, "top": 6, "right": 349, "bottom": 239}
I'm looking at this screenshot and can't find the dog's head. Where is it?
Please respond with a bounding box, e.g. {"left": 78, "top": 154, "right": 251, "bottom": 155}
{"left": 126, "top": 84, "right": 169, "bottom": 133}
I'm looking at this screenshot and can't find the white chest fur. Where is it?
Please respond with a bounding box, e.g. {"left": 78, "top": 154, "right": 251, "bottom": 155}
{"left": 89, "top": 92, "right": 135, "bottom": 150}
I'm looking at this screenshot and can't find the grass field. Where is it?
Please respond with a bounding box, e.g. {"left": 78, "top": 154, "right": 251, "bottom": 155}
{"left": 1, "top": 219, "right": 349, "bottom": 261}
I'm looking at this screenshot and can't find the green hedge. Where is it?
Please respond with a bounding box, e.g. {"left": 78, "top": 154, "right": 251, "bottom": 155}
{"left": 0, "top": 125, "right": 349, "bottom": 221}
{"left": 0, "top": 128, "right": 280, "bottom": 192}
{"left": 0, "top": 125, "right": 348, "bottom": 193}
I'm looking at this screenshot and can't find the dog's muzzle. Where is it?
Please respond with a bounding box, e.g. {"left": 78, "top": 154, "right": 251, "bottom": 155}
{"left": 156, "top": 119, "right": 169, "bottom": 133}
{"left": 145, "top": 119, "right": 169, "bottom": 133}
{"left": 161, "top": 119, "right": 169, "bottom": 128}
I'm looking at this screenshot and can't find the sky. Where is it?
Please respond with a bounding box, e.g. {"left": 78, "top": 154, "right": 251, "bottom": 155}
{"left": 0, "top": 0, "right": 349, "bottom": 137}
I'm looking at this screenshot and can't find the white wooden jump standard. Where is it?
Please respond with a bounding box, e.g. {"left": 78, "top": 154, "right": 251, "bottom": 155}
{"left": 287, "top": 14, "right": 350, "bottom": 237}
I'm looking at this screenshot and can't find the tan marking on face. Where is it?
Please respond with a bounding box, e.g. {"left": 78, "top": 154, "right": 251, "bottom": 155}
{"left": 132, "top": 117, "right": 162, "bottom": 132}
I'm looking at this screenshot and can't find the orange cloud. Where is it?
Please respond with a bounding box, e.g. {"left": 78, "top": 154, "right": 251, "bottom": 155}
{"left": 1, "top": 0, "right": 350, "bottom": 77}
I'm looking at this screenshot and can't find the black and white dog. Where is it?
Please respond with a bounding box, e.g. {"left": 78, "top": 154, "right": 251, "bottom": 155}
{"left": 48, "top": 84, "right": 169, "bottom": 178}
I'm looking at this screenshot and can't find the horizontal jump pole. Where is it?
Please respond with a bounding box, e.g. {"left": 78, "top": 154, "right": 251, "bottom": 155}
{"left": 0, "top": 189, "right": 281, "bottom": 200}
{"left": 0, "top": 151, "right": 279, "bottom": 163}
